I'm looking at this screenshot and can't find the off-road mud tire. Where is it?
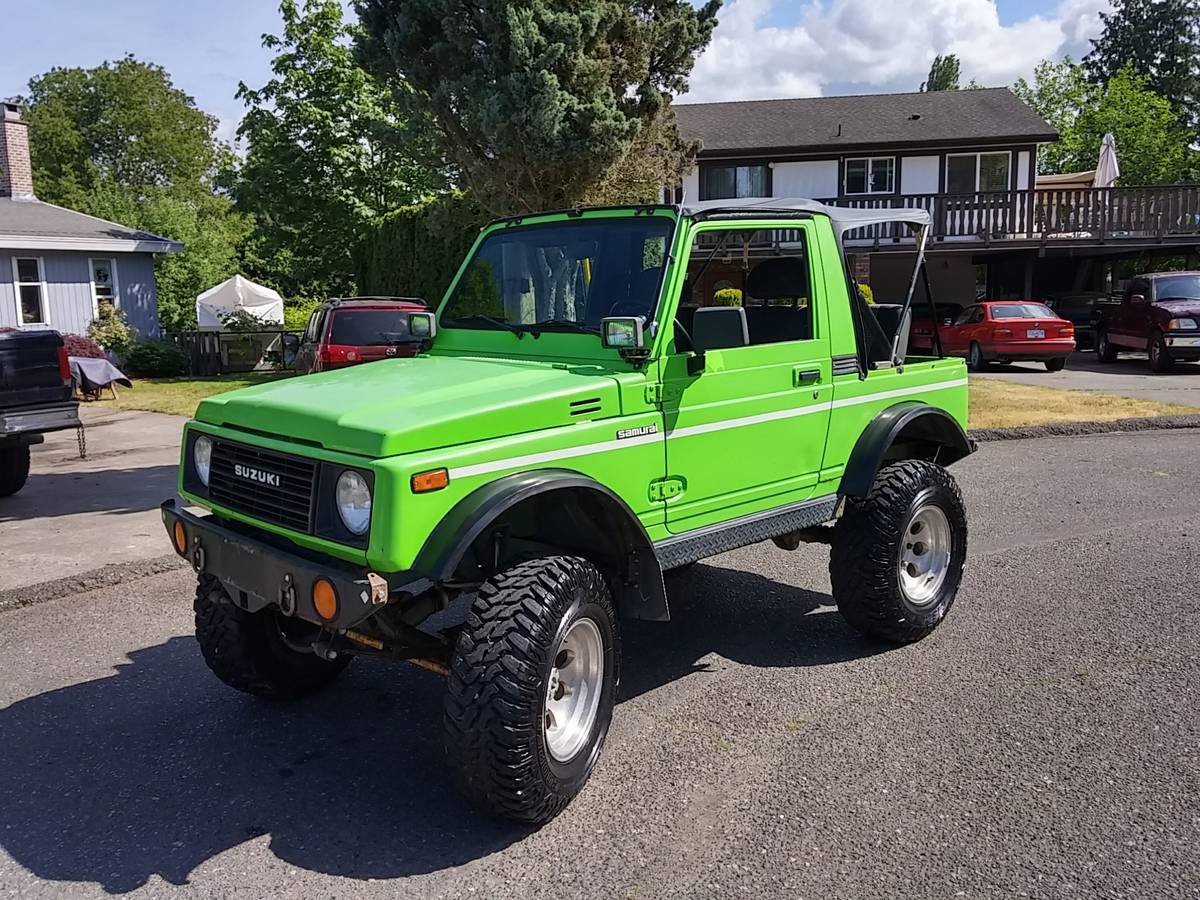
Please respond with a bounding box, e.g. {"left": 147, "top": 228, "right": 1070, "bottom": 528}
{"left": 831, "top": 460, "right": 967, "bottom": 644}
{"left": 444, "top": 556, "right": 619, "bottom": 824}
{"left": 0, "top": 444, "right": 31, "bottom": 497}
{"left": 193, "top": 574, "right": 350, "bottom": 699}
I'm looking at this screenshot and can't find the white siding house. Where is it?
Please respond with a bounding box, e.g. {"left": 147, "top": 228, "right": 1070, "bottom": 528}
{"left": 0, "top": 102, "right": 181, "bottom": 336}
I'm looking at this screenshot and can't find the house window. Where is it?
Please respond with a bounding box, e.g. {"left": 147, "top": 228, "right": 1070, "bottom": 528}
{"left": 90, "top": 258, "right": 118, "bottom": 314}
{"left": 12, "top": 257, "right": 47, "bottom": 326}
{"left": 946, "top": 152, "right": 1011, "bottom": 194}
{"left": 844, "top": 157, "right": 895, "bottom": 195}
{"left": 701, "top": 164, "right": 768, "bottom": 200}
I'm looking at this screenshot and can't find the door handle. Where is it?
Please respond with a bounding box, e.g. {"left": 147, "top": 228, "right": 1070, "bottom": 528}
{"left": 793, "top": 367, "right": 821, "bottom": 386}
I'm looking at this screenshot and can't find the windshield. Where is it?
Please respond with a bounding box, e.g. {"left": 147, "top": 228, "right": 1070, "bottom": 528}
{"left": 328, "top": 309, "right": 411, "bottom": 345}
{"left": 991, "top": 303, "right": 1056, "bottom": 319}
{"left": 441, "top": 217, "right": 674, "bottom": 333}
{"left": 1155, "top": 274, "right": 1200, "bottom": 301}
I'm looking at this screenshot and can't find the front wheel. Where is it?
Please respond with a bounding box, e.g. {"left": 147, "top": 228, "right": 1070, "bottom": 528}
{"left": 1045, "top": 357, "right": 1067, "bottom": 372}
{"left": 1096, "top": 330, "right": 1119, "bottom": 363}
{"left": 967, "top": 342, "right": 988, "bottom": 371}
{"left": 445, "top": 556, "right": 619, "bottom": 824}
{"left": 830, "top": 461, "right": 967, "bottom": 644}
{"left": 193, "top": 574, "right": 350, "bottom": 699}
{"left": 1149, "top": 331, "right": 1175, "bottom": 373}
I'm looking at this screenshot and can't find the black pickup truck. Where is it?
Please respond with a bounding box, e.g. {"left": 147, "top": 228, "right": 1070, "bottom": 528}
{"left": 0, "top": 329, "right": 80, "bottom": 496}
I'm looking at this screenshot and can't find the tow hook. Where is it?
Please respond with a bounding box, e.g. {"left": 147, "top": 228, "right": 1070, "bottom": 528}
{"left": 278, "top": 573, "right": 297, "bottom": 616}
{"left": 190, "top": 538, "right": 206, "bottom": 573}
{"left": 312, "top": 635, "right": 339, "bottom": 661}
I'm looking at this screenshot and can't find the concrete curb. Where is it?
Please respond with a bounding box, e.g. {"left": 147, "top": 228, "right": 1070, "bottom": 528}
{"left": 969, "top": 414, "right": 1200, "bottom": 442}
{"left": 0, "top": 554, "right": 187, "bottom": 614}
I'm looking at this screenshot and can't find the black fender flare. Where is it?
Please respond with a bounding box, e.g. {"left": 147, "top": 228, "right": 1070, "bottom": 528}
{"left": 413, "top": 468, "right": 669, "bottom": 621}
{"left": 839, "top": 402, "right": 975, "bottom": 498}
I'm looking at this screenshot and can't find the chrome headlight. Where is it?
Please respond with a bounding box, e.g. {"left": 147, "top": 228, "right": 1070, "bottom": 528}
{"left": 1167, "top": 317, "right": 1198, "bottom": 331}
{"left": 193, "top": 435, "right": 213, "bottom": 486}
{"left": 335, "top": 469, "right": 372, "bottom": 535}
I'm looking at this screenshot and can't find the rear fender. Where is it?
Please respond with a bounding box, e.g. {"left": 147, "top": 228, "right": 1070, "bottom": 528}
{"left": 839, "top": 403, "right": 974, "bottom": 498}
{"left": 413, "top": 468, "right": 669, "bottom": 621}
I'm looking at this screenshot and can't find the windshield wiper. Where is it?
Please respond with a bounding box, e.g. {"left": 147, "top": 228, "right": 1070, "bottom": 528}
{"left": 523, "top": 318, "right": 600, "bottom": 337}
{"left": 443, "top": 314, "right": 526, "bottom": 338}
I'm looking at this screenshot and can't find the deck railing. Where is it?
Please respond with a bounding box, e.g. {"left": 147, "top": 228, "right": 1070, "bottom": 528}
{"left": 824, "top": 185, "right": 1200, "bottom": 245}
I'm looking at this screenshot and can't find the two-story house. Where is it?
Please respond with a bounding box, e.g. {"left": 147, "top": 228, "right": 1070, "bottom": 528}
{"left": 0, "top": 102, "right": 181, "bottom": 336}
{"left": 672, "top": 88, "right": 1200, "bottom": 307}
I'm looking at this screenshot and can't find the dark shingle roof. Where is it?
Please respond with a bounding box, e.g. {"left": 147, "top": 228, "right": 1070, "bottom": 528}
{"left": 0, "top": 197, "right": 182, "bottom": 252}
{"left": 675, "top": 88, "right": 1057, "bottom": 156}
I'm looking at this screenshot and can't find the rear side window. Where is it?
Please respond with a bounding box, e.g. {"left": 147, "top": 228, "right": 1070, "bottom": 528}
{"left": 990, "top": 303, "right": 1055, "bottom": 319}
{"left": 328, "top": 309, "right": 413, "bottom": 346}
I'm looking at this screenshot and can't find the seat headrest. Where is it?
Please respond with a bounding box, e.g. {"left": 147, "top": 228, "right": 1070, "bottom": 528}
{"left": 746, "top": 258, "right": 807, "bottom": 300}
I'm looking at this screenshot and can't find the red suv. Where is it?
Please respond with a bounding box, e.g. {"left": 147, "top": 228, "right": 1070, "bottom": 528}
{"left": 295, "top": 297, "right": 428, "bottom": 374}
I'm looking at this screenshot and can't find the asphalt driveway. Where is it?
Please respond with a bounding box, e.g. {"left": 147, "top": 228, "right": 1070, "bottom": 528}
{"left": 0, "top": 406, "right": 184, "bottom": 593}
{"left": 1, "top": 428, "right": 1197, "bottom": 899}
{"left": 974, "top": 351, "right": 1200, "bottom": 407}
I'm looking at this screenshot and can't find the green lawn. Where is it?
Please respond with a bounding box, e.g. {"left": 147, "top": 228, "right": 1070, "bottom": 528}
{"left": 91, "top": 370, "right": 1195, "bottom": 429}
{"left": 102, "top": 372, "right": 291, "bottom": 418}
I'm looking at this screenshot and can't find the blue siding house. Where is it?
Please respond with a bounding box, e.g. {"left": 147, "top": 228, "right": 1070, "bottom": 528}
{"left": 0, "top": 102, "right": 181, "bottom": 336}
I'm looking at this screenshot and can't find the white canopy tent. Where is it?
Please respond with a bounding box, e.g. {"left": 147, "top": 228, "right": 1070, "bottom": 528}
{"left": 195, "top": 274, "right": 285, "bottom": 331}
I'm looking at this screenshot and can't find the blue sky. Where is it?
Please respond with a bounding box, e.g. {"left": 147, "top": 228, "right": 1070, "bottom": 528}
{"left": 1, "top": 0, "right": 1108, "bottom": 144}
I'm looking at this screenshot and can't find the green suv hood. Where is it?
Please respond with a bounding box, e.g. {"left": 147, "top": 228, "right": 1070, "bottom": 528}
{"left": 193, "top": 355, "right": 622, "bottom": 458}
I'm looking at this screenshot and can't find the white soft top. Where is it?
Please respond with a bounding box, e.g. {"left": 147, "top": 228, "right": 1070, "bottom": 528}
{"left": 681, "top": 197, "right": 931, "bottom": 235}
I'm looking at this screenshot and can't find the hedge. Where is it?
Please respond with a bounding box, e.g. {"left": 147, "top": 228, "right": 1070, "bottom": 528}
{"left": 354, "top": 194, "right": 486, "bottom": 307}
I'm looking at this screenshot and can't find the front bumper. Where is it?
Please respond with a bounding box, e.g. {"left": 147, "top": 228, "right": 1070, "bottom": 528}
{"left": 161, "top": 500, "right": 389, "bottom": 630}
{"left": 0, "top": 401, "right": 80, "bottom": 438}
{"left": 1165, "top": 334, "right": 1200, "bottom": 359}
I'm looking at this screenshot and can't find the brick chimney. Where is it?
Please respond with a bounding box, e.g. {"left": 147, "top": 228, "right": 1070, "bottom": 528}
{"left": 0, "top": 103, "right": 35, "bottom": 200}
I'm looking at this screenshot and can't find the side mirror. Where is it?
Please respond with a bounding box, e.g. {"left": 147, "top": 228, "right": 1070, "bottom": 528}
{"left": 281, "top": 333, "right": 300, "bottom": 353}
{"left": 601, "top": 316, "right": 649, "bottom": 364}
{"left": 408, "top": 311, "right": 436, "bottom": 340}
{"left": 1131, "top": 293, "right": 1147, "bottom": 305}
{"left": 942, "top": 318, "right": 954, "bottom": 326}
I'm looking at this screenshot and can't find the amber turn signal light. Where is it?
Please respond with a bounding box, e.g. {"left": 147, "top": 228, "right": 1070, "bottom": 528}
{"left": 172, "top": 521, "right": 188, "bottom": 556}
{"left": 312, "top": 578, "right": 339, "bottom": 621}
{"left": 411, "top": 468, "right": 449, "bottom": 493}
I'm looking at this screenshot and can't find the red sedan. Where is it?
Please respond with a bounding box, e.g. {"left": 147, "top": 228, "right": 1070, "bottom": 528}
{"left": 941, "top": 300, "right": 1076, "bottom": 372}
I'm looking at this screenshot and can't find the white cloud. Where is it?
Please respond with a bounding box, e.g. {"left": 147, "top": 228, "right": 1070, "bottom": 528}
{"left": 682, "top": 0, "right": 1109, "bottom": 103}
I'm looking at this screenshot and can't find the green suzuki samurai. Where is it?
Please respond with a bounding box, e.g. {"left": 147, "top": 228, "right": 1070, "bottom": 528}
{"left": 163, "top": 198, "right": 973, "bottom": 823}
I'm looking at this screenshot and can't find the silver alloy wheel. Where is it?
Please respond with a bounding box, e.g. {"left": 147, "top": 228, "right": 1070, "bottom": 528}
{"left": 898, "top": 503, "right": 952, "bottom": 607}
{"left": 544, "top": 616, "right": 605, "bottom": 763}
{"left": 969, "top": 343, "right": 983, "bottom": 368}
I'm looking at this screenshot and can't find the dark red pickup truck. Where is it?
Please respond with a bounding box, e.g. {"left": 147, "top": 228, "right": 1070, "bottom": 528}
{"left": 1096, "top": 272, "right": 1200, "bottom": 373}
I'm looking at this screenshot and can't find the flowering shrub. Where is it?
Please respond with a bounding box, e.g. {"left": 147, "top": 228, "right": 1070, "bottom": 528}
{"left": 62, "top": 333, "right": 107, "bottom": 358}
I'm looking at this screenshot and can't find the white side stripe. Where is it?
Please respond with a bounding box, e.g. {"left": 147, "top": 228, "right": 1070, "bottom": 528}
{"left": 445, "top": 378, "right": 967, "bottom": 480}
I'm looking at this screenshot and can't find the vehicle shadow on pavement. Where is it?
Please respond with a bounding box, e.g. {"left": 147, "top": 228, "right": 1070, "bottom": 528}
{"left": 0, "top": 636, "right": 528, "bottom": 894}
{"left": 621, "top": 562, "right": 889, "bottom": 701}
{"left": 0, "top": 465, "right": 178, "bottom": 520}
{"left": 0, "top": 564, "right": 884, "bottom": 894}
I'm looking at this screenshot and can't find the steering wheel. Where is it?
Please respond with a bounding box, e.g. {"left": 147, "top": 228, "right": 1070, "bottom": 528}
{"left": 607, "top": 299, "right": 650, "bottom": 318}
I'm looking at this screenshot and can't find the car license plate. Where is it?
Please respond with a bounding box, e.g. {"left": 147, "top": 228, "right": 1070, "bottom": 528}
{"left": 1026, "top": 328, "right": 1045, "bottom": 339}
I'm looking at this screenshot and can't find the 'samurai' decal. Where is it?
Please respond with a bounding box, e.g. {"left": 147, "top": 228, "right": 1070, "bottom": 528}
{"left": 617, "top": 424, "right": 658, "bottom": 440}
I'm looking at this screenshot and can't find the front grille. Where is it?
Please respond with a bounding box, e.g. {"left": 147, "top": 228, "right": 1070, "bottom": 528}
{"left": 208, "top": 439, "right": 317, "bottom": 533}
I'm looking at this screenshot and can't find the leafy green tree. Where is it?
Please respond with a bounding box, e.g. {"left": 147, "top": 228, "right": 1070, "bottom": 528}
{"left": 1013, "top": 57, "right": 1092, "bottom": 174}
{"left": 19, "top": 56, "right": 248, "bottom": 330}
{"left": 921, "top": 54, "right": 961, "bottom": 92}
{"left": 354, "top": 0, "right": 721, "bottom": 216}
{"left": 1084, "top": 0, "right": 1200, "bottom": 132}
{"left": 1016, "top": 61, "right": 1195, "bottom": 184}
{"left": 236, "top": 0, "right": 445, "bottom": 301}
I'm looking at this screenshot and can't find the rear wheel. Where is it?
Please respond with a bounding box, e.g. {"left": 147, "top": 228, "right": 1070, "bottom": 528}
{"left": 444, "top": 556, "right": 619, "bottom": 824}
{"left": 1096, "top": 329, "right": 1119, "bottom": 363}
{"left": 1148, "top": 331, "right": 1175, "bottom": 373}
{"left": 0, "top": 444, "right": 31, "bottom": 497}
{"left": 193, "top": 574, "right": 350, "bottom": 699}
{"left": 967, "top": 342, "right": 988, "bottom": 371}
{"left": 831, "top": 461, "right": 967, "bottom": 644}
{"left": 1045, "top": 357, "right": 1067, "bottom": 372}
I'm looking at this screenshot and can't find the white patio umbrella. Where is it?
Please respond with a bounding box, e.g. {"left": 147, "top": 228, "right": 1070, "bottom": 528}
{"left": 1093, "top": 133, "right": 1120, "bottom": 188}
